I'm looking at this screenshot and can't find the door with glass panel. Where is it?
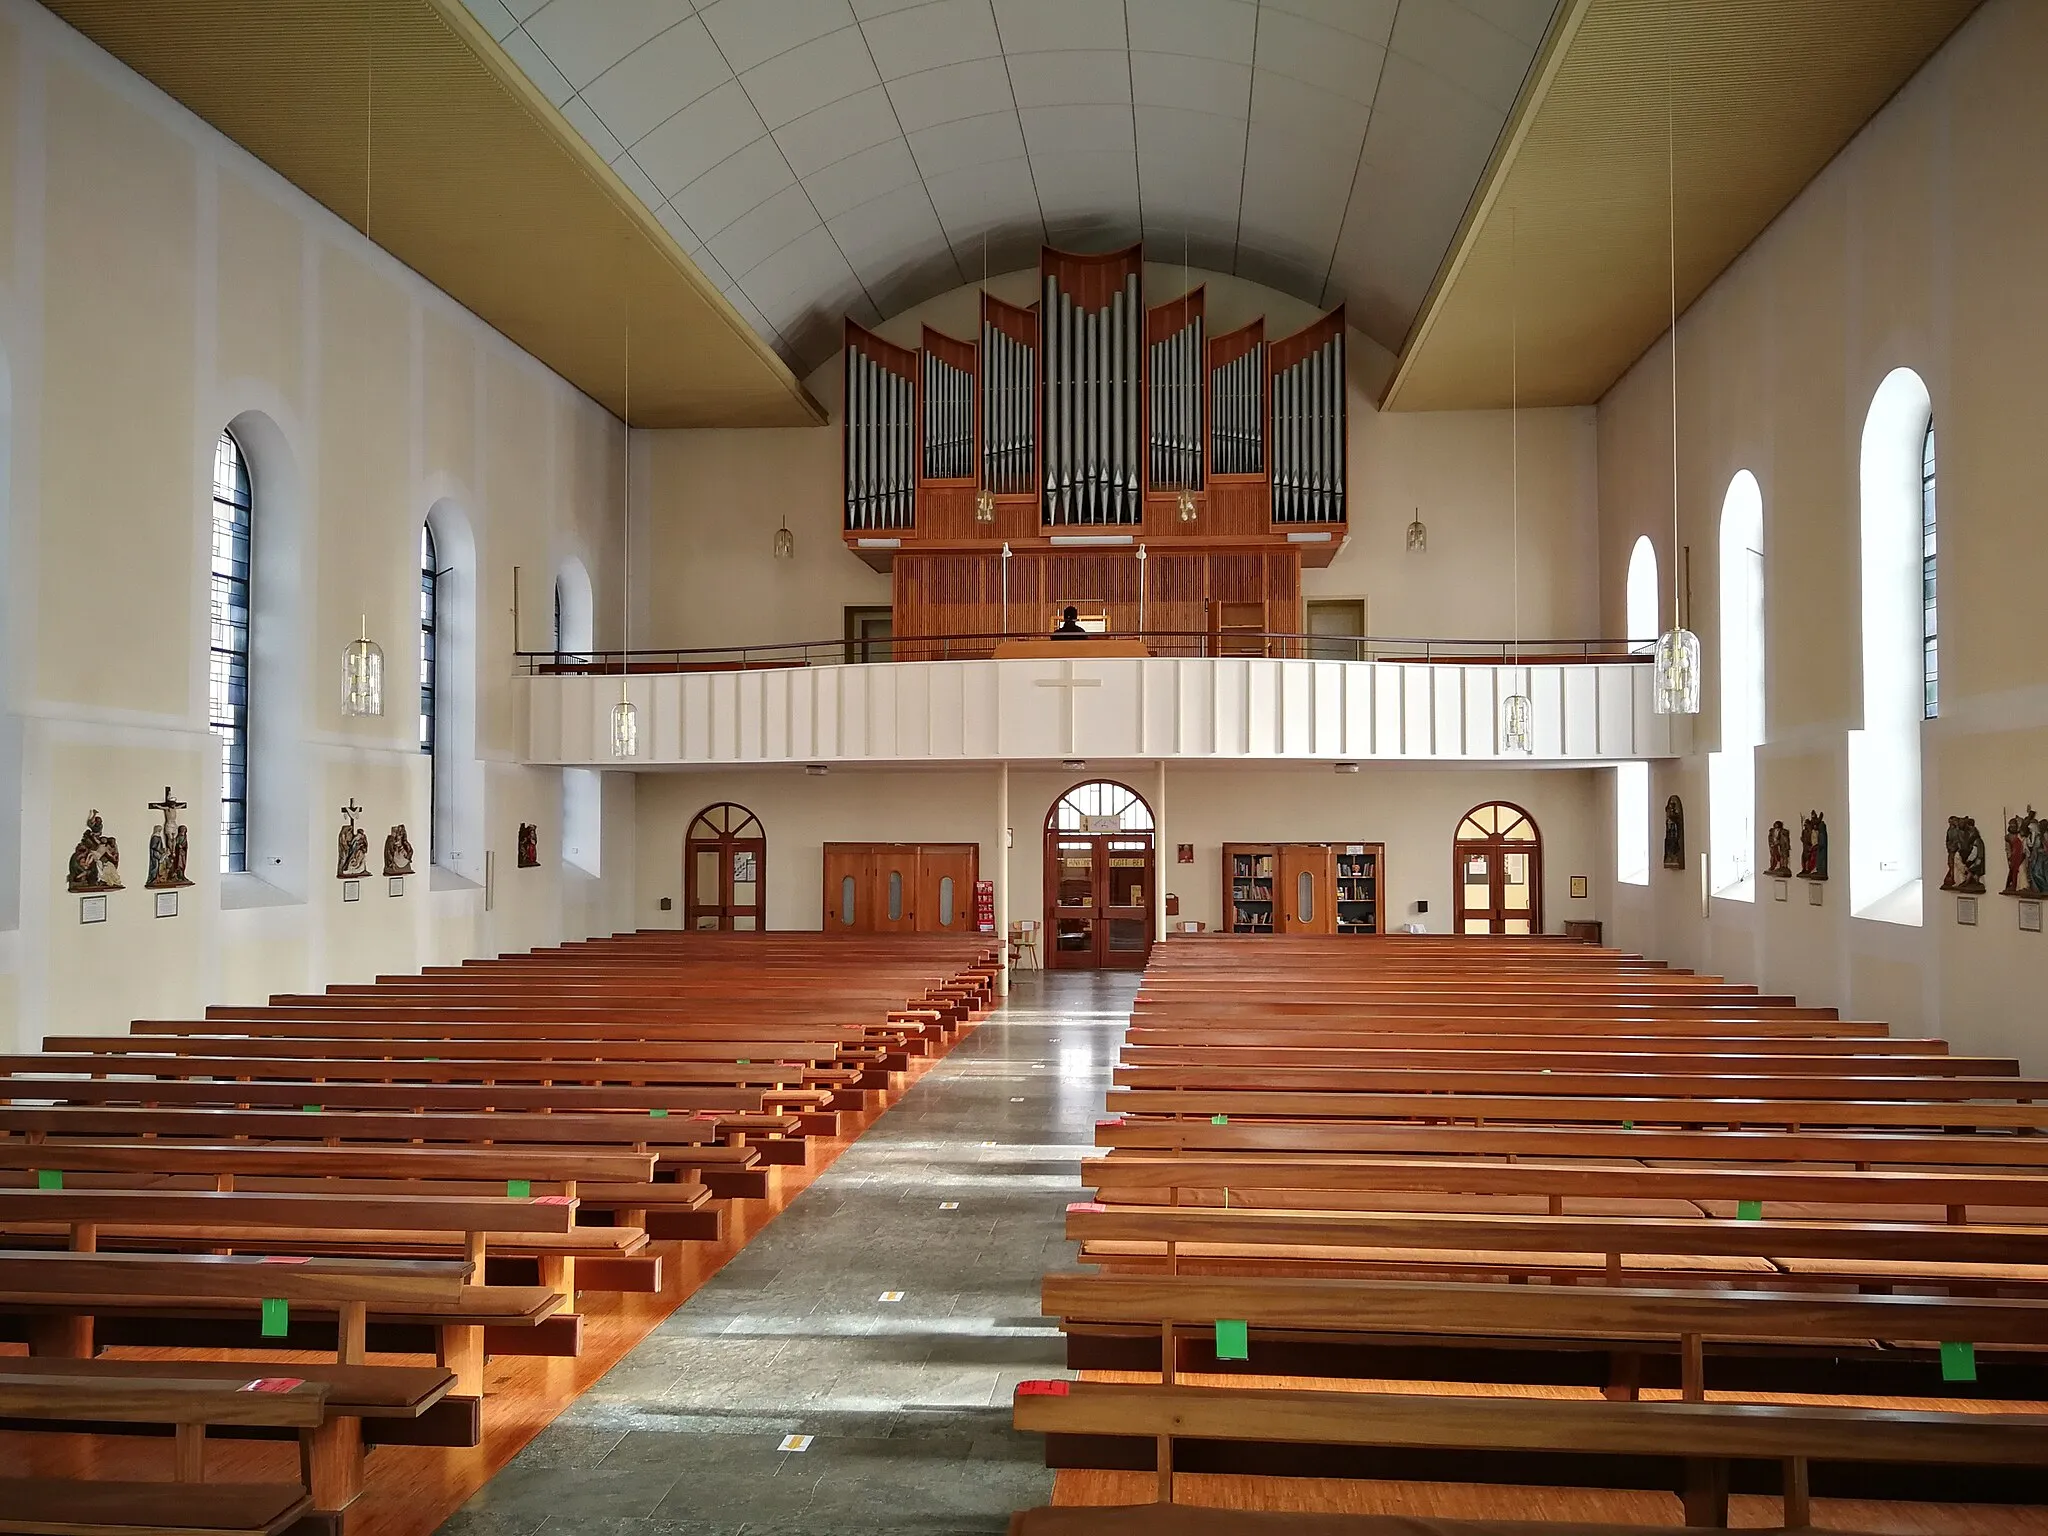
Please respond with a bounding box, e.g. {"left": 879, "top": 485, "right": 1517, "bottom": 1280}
{"left": 821, "top": 843, "right": 978, "bottom": 934}
{"left": 684, "top": 802, "right": 767, "bottom": 932}
{"left": 1044, "top": 781, "right": 1155, "bottom": 970}
{"left": 1452, "top": 801, "right": 1543, "bottom": 935}
{"left": 1279, "top": 844, "right": 1336, "bottom": 933}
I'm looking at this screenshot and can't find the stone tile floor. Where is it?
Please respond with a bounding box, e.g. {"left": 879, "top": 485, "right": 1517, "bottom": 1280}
{"left": 434, "top": 968, "right": 1132, "bottom": 1536}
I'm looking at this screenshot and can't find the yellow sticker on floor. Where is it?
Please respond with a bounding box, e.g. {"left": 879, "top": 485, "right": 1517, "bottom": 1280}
{"left": 779, "top": 1434, "right": 813, "bottom": 1452}
{"left": 879, "top": 1291, "right": 904, "bottom": 1302}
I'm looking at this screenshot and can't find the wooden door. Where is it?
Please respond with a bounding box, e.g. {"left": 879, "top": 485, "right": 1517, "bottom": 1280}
{"left": 685, "top": 803, "right": 766, "bottom": 931}
{"left": 1279, "top": 844, "right": 1336, "bottom": 933}
{"left": 872, "top": 845, "right": 918, "bottom": 933}
{"left": 1453, "top": 802, "right": 1543, "bottom": 935}
{"left": 916, "top": 844, "right": 978, "bottom": 934}
{"left": 823, "top": 844, "right": 873, "bottom": 933}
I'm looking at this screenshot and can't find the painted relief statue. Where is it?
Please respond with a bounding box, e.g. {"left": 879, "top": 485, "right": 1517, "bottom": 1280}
{"left": 1797, "top": 810, "right": 1829, "bottom": 881}
{"left": 336, "top": 799, "right": 370, "bottom": 880}
{"left": 1763, "top": 820, "right": 1793, "bottom": 880}
{"left": 2011, "top": 807, "right": 2048, "bottom": 898}
{"left": 67, "top": 810, "right": 123, "bottom": 893}
{"left": 382, "top": 825, "right": 414, "bottom": 878}
{"left": 1662, "top": 796, "right": 1684, "bottom": 871}
{"left": 1941, "top": 815, "right": 1988, "bottom": 894}
{"left": 145, "top": 787, "right": 193, "bottom": 890}
{"left": 517, "top": 823, "right": 540, "bottom": 869}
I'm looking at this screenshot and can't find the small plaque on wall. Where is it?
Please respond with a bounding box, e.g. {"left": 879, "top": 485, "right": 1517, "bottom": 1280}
{"left": 1957, "top": 896, "right": 1979, "bottom": 926}
{"left": 1177, "top": 844, "right": 1194, "bottom": 864}
{"left": 154, "top": 891, "right": 179, "bottom": 919}
{"left": 2022, "top": 900, "right": 2043, "bottom": 934}
{"left": 79, "top": 895, "right": 107, "bottom": 925}
{"left": 1569, "top": 876, "right": 1588, "bottom": 900}
{"left": 342, "top": 879, "right": 361, "bottom": 903}
{"left": 1773, "top": 879, "right": 1788, "bottom": 902}
{"left": 388, "top": 876, "right": 405, "bottom": 898}
{"left": 1807, "top": 881, "right": 1823, "bottom": 906}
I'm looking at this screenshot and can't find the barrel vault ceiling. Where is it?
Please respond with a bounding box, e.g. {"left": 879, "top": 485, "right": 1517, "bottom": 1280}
{"left": 457, "top": 0, "right": 1558, "bottom": 374}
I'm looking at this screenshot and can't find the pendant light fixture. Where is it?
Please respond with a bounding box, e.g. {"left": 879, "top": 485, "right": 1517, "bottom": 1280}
{"left": 342, "top": 614, "right": 385, "bottom": 717}
{"left": 1406, "top": 509, "right": 1428, "bottom": 553}
{"left": 1652, "top": 1, "right": 1702, "bottom": 715}
{"left": 611, "top": 305, "right": 638, "bottom": 759}
{"left": 1501, "top": 209, "right": 1533, "bottom": 754}
{"left": 341, "top": 32, "right": 385, "bottom": 718}
{"left": 773, "top": 517, "right": 795, "bottom": 559}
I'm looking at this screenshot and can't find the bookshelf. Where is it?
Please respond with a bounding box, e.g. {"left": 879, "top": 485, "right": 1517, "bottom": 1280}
{"left": 1222, "top": 842, "right": 1384, "bottom": 935}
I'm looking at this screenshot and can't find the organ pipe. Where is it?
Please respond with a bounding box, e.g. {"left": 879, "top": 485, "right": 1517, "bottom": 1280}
{"left": 1269, "top": 326, "right": 1344, "bottom": 524}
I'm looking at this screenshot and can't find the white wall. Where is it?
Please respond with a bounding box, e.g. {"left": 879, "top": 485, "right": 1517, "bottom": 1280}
{"left": 0, "top": 1, "right": 635, "bottom": 1045}
{"left": 1597, "top": 0, "right": 2048, "bottom": 1062}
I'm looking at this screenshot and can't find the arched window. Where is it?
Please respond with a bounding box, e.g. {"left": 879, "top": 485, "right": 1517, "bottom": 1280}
{"left": 555, "top": 561, "right": 600, "bottom": 875}
{"left": 209, "top": 429, "right": 253, "bottom": 873}
{"left": 423, "top": 502, "right": 478, "bottom": 879}
{"left": 686, "top": 803, "right": 765, "bottom": 931}
{"left": 1616, "top": 536, "right": 1658, "bottom": 885}
{"left": 1850, "top": 368, "right": 1930, "bottom": 925}
{"left": 1455, "top": 801, "right": 1542, "bottom": 935}
{"left": 1709, "top": 472, "right": 1764, "bottom": 899}
{"left": 1048, "top": 780, "right": 1155, "bottom": 832}
{"left": 1922, "top": 417, "right": 1938, "bottom": 719}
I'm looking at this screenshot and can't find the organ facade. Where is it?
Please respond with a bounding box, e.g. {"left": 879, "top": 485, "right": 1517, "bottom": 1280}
{"left": 841, "top": 244, "right": 1349, "bottom": 656}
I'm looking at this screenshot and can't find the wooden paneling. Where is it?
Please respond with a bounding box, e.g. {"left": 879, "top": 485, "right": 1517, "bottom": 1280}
{"left": 823, "top": 844, "right": 979, "bottom": 934}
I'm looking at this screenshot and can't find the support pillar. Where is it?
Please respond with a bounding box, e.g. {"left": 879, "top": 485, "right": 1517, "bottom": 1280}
{"left": 994, "top": 761, "right": 1010, "bottom": 994}
{"left": 1155, "top": 759, "right": 1169, "bottom": 942}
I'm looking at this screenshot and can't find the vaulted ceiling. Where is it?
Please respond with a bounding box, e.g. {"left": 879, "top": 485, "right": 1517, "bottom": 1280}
{"left": 459, "top": 0, "right": 1556, "bottom": 373}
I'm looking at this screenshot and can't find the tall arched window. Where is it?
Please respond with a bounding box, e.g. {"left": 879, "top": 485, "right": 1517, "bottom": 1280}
{"left": 1922, "top": 417, "right": 1938, "bottom": 719}
{"left": 1616, "top": 536, "right": 1657, "bottom": 885}
{"left": 209, "top": 429, "right": 253, "bottom": 873}
{"left": 417, "top": 528, "right": 438, "bottom": 868}
{"left": 1851, "top": 368, "right": 1931, "bottom": 924}
{"left": 555, "top": 561, "right": 600, "bottom": 875}
{"left": 1709, "top": 472, "right": 1764, "bottom": 899}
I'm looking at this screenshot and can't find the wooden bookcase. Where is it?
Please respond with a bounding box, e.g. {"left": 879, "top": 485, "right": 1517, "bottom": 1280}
{"left": 1222, "top": 842, "right": 1384, "bottom": 935}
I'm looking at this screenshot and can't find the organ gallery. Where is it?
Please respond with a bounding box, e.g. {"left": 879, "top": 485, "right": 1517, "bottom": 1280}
{"left": 841, "top": 244, "right": 1349, "bottom": 657}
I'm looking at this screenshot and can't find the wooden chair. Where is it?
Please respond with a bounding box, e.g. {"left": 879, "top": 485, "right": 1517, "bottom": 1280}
{"left": 1011, "top": 919, "right": 1041, "bottom": 971}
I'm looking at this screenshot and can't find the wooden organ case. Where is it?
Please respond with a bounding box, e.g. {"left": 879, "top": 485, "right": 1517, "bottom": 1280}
{"left": 842, "top": 243, "right": 1348, "bottom": 657}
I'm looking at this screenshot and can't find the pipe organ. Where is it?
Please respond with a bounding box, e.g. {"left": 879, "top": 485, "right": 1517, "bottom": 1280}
{"left": 843, "top": 326, "right": 916, "bottom": 532}
{"left": 1147, "top": 289, "right": 1204, "bottom": 491}
{"left": 1270, "top": 311, "right": 1346, "bottom": 524}
{"left": 919, "top": 327, "right": 974, "bottom": 482}
{"left": 843, "top": 243, "right": 1345, "bottom": 548}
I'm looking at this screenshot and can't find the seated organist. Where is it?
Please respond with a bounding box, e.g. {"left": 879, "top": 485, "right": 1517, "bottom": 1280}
{"left": 1052, "top": 606, "right": 1088, "bottom": 639}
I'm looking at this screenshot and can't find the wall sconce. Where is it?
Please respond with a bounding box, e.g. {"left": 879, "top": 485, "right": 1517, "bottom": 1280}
{"left": 341, "top": 614, "right": 384, "bottom": 717}
{"left": 773, "top": 517, "right": 795, "bottom": 559}
{"left": 974, "top": 488, "right": 996, "bottom": 525}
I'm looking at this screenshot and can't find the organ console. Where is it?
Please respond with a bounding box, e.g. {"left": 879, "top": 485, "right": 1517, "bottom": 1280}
{"left": 843, "top": 242, "right": 1349, "bottom": 657}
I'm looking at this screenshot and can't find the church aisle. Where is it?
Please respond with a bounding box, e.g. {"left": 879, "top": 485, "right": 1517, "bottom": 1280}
{"left": 433, "top": 969, "right": 1130, "bottom": 1536}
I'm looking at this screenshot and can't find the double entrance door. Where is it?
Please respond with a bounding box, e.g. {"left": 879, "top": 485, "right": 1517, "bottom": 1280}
{"left": 1046, "top": 832, "right": 1153, "bottom": 969}
{"left": 822, "top": 843, "right": 979, "bottom": 933}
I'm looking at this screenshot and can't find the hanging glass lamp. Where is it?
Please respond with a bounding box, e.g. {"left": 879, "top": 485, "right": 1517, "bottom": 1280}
{"left": 1653, "top": 625, "right": 1702, "bottom": 715}
{"left": 611, "top": 683, "right": 638, "bottom": 758}
{"left": 342, "top": 614, "right": 384, "bottom": 717}
{"left": 773, "top": 518, "right": 795, "bottom": 559}
{"left": 1502, "top": 688, "right": 1533, "bottom": 753}
{"left": 1406, "top": 511, "right": 1427, "bottom": 552}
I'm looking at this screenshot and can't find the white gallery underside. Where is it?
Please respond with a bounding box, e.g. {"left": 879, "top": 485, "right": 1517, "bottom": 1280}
{"left": 528, "top": 658, "right": 1677, "bottom": 769}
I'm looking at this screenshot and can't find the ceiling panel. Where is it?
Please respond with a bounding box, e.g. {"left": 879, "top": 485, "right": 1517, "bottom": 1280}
{"left": 455, "top": 0, "right": 1569, "bottom": 374}
{"left": 1385, "top": 0, "right": 1984, "bottom": 409}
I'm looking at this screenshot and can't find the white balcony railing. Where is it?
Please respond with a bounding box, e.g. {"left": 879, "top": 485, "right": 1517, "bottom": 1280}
{"left": 524, "top": 654, "right": 1676, "bottom": 769}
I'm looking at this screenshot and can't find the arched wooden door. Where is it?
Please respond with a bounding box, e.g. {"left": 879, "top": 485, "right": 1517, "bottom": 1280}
{"left": 1453, "top": 801, "right": 1542, "bottom": 935}
{"left": 685, "top": 803, "right": 766, "bottom": 931}
{"left": 1045, "top": 780, "right": 1154, "bottom": 970}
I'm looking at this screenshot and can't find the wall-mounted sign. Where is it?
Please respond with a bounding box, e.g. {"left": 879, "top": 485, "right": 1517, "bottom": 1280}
{"left": 78, "top": 894, "right": 107, "bottom": 924}
{"left": 974, "top": 879, "right": 995, "bottom": 933}
{"left": 1082, "top": 814, "right": 1121, "bottom": 833}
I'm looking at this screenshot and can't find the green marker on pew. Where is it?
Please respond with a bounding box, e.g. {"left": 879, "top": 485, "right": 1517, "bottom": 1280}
{"left": 1211, "top": 1114, "right": 1229, "bottom": 1126}
{"left": 507, "top": 1179, "right": 532, "bottom": 1200}
{"left": 1942, "top": 1341, "right": 1977, "bottom": 1382}
{"left": 35, "top": 1170, "right": 60, "bottom": 1191}
{"left": 1214, "top": 1319, "right": 1249, "bottom": 1361}
{"left": 649, "top": 1108, "right": 669, "bottom": 1118}
{"left": 1737, "top": 1200, "right": 1764, "bottom": 1221}
{"left": 261, "top": 1298, "right": 289, "bottom": 1338}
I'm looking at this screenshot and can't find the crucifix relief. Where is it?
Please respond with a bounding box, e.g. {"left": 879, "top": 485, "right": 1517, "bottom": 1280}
{"left": 1034, "top": 660, "right": 1103, "bottom": 755}
{"left": 337, "top": 798, "right": 370, "bottom": 880}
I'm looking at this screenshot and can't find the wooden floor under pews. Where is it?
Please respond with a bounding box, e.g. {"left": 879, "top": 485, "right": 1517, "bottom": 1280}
{"left": 1011, "top": 936, "right": 2048, "bottom": 1536}
{"left": 0, "top": 931, "right": 999, "bottom": 1536}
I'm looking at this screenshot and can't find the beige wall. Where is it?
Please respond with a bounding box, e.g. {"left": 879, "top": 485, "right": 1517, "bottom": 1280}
{"left": 632, "top": 763, "right": 1604, "bottom": 945}
{"left": 0, "top": 1, "right": 635, "bottom": 1044}
{"left": 638, "top": 269, "right": 1600, "bottom": 655}
{"left": 1596, "top": 0, "right": 2048, "bottom": 1061}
